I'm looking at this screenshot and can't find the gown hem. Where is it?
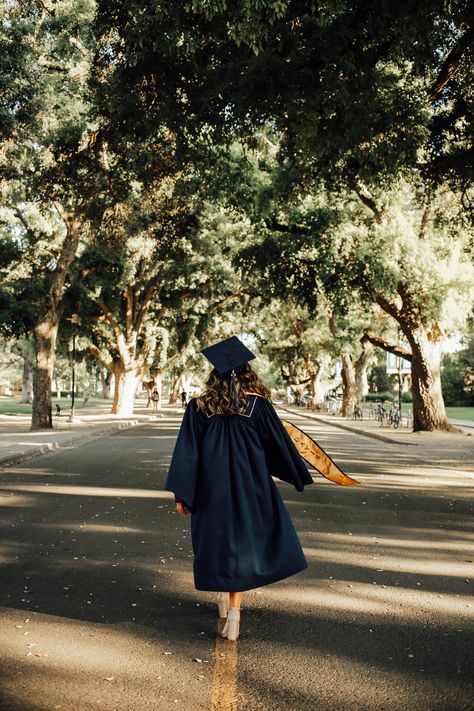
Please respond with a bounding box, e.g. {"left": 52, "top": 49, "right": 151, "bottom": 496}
{"left": 193, "top": 560, "right": 308, "bottom": 592}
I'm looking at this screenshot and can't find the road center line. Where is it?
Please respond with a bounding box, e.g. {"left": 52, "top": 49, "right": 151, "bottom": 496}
{"left": 209, "top": 619, "right": 238, "bottom": 710}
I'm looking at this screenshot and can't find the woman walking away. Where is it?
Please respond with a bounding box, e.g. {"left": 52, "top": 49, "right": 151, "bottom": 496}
{"left": 165, "top": 336, "right": 313, "bottom": 641}
{"left": 151, "top": 387, "right": 160, "bottom": 412}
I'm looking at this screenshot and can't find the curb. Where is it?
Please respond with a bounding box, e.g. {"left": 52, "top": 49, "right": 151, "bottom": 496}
{"left": 277, "top": 405, "right": 416, "bottom": 446}
{"left": 0, "top": 416, "right": 159, "bottom": 469}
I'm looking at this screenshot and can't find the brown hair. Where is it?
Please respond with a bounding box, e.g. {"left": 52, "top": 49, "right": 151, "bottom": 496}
{"left": 195, "top": 363, "right": 272, "bottom": 416}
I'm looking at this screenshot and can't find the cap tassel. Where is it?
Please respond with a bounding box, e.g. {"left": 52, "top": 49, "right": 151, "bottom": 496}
{"left": 231, "top": 369, "right": 239, "bottom": 411}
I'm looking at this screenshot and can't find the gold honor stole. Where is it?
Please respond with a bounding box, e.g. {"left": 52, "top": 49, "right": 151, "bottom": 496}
{"left": 282, "top": 420, "right": 360, "bottom": 486}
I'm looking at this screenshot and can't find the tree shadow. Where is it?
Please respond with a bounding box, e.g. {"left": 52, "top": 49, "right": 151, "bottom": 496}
{"left": 0, "top": 418, "right": 473, "bottom": 710}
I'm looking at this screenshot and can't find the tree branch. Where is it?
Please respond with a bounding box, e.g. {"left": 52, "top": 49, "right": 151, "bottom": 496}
{"left": 356, "top": 337, "right": 375, "bottom": 370}
{"left": 69, "top": 36, "right": 90, "bottom": 59}
{"left": 38, "top": 57, "right": 68, "bottom": 73}
{"left": 418, "top": 200, "right": 433, "bottom": 240}
{"left": 264, "top": 218, "right": 311, "bottom": 236}
{"left": 123, "top": 286, "right": 134, "bottom": 342}
{"left": 361, "top": 331, "right": 412, "bottom": 361}
{"left": 88, "top": 344, "right": 114, "bottom": 372}
{"left": 47, "top": 202, "right": 82, "bottom": 308}
{"left": 375, "top": 293, "right": 403, "bottom": 322}
{"left": 96, "top": 301, "right": 122, "bottom": 341}
{"left": 36, "top": 0, "right": 55, "bottom": 15}
{"left": 354, "top": 183, "right": 384, "bottom": 223}
{"left": 134, "top": 284, "right": 157, "bottom": 336}
{"left": 14, "top": 209, "right": 38, "bottom": 244}
{"left": 90, "top": 323, "right": 117, "bottom": 352}
{"left": 428, "top": 27, "right": 474, "bottom": 102}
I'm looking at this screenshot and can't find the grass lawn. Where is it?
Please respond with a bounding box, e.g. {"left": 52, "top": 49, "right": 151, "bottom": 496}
{"left": 363, "top": 402, "right": 474, "bottom": 422}
{"left": 444, "top": 406, "right": 474, "bottom": 421}
{"left": 399, "top": 404, "right": 474, "bottom": 421}
{"left": 0, "top": 397, "right": 112, "bottom": 416}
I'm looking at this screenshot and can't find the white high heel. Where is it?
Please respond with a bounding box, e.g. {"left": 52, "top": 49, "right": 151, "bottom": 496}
{"left": 216, "top": 592, "right": 230, "bottom": 618}
{"left": 221, "top": 607, "right": 240, "bottom": 641}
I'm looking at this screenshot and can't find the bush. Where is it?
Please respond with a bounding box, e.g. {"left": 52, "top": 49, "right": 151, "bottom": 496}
{"left": 401, "top": 391, "right": 413, "bottom": 403}
{"left": 368, "top": 365, "right": 392, "bottom": 394}
{"left": 364, "top": 391, "right": 395, "bottom": 402}
{"left": 441, "top": 356, "right": 470, "bottom": 406}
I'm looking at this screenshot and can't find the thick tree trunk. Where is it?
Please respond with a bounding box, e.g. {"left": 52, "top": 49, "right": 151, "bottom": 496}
{"left": 340, "top": 354, "right": 358, "bottom": 417}
{"left": 169, "top": 374, "right": 182, "bottom": 405}
{"left": 290, "top": 384, "right": 306, "bottom": 402}
{"left": 111, "top": 364, "right": 142, "bottom": 416}
{"left": 368, "top": 296, "right": 458, "bottom": 432}
{"left": 31, "top": 313, "right": 59, "bottom": 429}
{"left": 306, "top": 356, "right": 329, "bottom": 407}
{"left": 89, "top": 286, "right": 168, "bottom": 416}
{"left": 31, "top": 207, "right": 81, "bottom": 430}
{"left": 409, "top": 329, "right": 455, "bottom": 432}
{"left": 354, "top": 341, "right": 375, "bottom": 403}
{"left": 20, "top": 341, "right": 34, "bottom": 404}
{"left": 100, "top": 368, "right": 112, "bottom": 399}
{"left": 154, "top": 370, "right": 163, "bottom": 406}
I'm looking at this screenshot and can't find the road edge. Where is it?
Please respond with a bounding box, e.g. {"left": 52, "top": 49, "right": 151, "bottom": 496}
{"left": 277, "top": 405, "right": 417, "bottom": 445}
{"left": 0, "top": 417, "right": 159, "bottom": 469}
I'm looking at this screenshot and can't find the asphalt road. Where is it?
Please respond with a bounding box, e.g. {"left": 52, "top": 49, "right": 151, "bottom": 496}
{"left": 0, "top": 409, "right": 473, "bottom": 711}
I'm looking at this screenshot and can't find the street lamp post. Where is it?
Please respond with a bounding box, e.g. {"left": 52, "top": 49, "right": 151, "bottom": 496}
{"left": 67, "top": 314, "right": 80, "bottom": 423}
{"left": 397, "top": 354, "right": 403, "bottom": 414}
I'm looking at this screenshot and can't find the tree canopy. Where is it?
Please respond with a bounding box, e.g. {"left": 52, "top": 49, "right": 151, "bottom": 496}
{"left": 1, "top": 0, "right": 473, "bottom": 431}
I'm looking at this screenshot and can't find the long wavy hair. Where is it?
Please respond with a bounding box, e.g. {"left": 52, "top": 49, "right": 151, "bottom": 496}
{"left": 195, "top": 363, "right": 272, "bottom": 416}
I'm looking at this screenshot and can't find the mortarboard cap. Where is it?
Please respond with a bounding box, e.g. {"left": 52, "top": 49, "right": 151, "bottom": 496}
{"left": 201, "top": 336, "right": 256, "bottom": 374}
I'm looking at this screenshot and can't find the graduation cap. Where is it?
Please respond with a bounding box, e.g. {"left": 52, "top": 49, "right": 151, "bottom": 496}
{"left": 201, "top": 336, "right": 256, "bottom": 374}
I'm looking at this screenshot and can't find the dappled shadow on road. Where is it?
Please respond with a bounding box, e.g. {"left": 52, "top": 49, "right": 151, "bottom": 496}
{"left": 0, "top": 418, "right": 473, "bottom": 710}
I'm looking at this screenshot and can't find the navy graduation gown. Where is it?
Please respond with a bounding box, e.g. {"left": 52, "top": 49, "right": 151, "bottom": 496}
{"left": 165, "top": 395, "right": 313, "bottom": 592}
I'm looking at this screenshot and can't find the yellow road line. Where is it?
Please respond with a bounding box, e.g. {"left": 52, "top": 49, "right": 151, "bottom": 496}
{"left": 209, "top": 619, "right": 238, "bottom": 710}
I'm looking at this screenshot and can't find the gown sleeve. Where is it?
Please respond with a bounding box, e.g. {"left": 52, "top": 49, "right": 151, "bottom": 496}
{"left": 165, "top": 399, "right": 204, "bottom": 513}
{"left": 255, "top": 398, "right": 314, "bottom": 491}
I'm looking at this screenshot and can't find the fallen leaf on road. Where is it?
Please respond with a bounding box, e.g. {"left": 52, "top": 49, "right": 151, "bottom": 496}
{"left": 163, "top": 651, "right": 172, "bottom": 655}
{"left": 104, "top": 677, "right": 114, "bottom": 682}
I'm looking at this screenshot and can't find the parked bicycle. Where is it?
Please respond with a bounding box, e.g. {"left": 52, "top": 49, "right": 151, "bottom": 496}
{"left": 368, "top": 403, "right": 378, "bottom": 420}
{"left": 377, "top": 403, "right": 389, "bottom": 426}
{"left": 388, "top": 405, "right": 401, "bottom": 428}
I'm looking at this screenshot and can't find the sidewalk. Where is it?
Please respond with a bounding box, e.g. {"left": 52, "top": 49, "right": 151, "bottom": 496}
{"left": 0, "top": 401, "right": 183, "bottom": 468}
{"left": 277, "top": 404, "right": 474, "bottom": 474}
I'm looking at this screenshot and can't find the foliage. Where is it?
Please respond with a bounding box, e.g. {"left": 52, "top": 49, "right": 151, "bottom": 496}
{"left": 364, "top": 391, "right": 395, "bottom": 402}
{"left": 441, "top": 330, "right": 474, "bottom": 406}
{"left": 368, "top": 365, "right": 392, "bottom": 394}
{"left": 95, "top": 1, "right": 474, "bottom": 203}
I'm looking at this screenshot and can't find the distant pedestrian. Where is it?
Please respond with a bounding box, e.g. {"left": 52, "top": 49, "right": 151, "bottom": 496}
{"left": 180, "top": 390, "right": 187, "bottom": 408}
{"left": 151, "top": 387, "right": 160, "bottom": 412}
{"left": 166, "top": 336, "right": 313, "bottom": 641}
{"left": 83, "top": 389, "right": 90, "bottom": 407}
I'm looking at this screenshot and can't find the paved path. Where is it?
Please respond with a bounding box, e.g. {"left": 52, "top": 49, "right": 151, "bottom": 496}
{"left": 0, "top": 408, "right": 473, "bottom": 710}
{"left": 279, "top": 405, "right": 474, "bottom": 471}
{"left": 0, "top": 403, "right": 181, "bottom": 466}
